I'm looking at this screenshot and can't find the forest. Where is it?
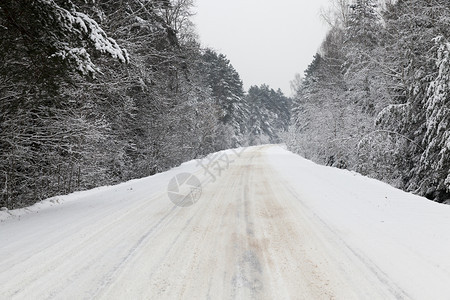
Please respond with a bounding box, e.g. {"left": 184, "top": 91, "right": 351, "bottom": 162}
{"left": 0, "top": 0, "right": 290, "bottom": 209}
{"left": 286, "top": 0, "right": 450, "bottom": 203}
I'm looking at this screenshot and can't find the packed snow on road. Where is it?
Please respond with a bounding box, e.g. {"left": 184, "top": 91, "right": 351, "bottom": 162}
{"left": 1, "top": 145, "right": 450, "bottom": 299}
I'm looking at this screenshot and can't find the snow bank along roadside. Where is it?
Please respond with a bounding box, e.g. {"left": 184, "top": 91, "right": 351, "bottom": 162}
{"left": 266, "top": 145, "right": 450, "bottom": 299}
{"left": 0, "top": 147, "right": 247, "bottom": 223}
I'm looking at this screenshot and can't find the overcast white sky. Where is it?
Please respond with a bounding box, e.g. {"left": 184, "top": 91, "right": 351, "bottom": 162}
{"left": 192, "top": 0, "right": 331, "bottom": 96}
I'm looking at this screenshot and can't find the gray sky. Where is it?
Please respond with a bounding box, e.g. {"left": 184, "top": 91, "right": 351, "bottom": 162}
{"left": 192, "top": 0, "right": 331, "bottom": 96}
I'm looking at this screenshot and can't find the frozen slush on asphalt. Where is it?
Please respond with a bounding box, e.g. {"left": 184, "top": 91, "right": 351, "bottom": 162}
{"left": 1, "top": 145, "right": 450, "bottom": 299}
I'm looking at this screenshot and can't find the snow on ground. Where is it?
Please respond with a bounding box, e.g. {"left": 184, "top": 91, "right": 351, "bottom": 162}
{"left": 0, "top": 147, "right": 244, "bottom": 223}
{"left": 267, "top": 145, "right": 450, "bottom": 299}
{"left": 1, "top": 145, "right": 450, "bottom": 299}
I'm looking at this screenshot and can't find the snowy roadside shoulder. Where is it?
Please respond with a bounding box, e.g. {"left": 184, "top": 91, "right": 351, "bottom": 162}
{"left": 0, "top": 158, "right": 197, "bottom": 223}
{"left": 0, "top": 146, "right": 249, "bottom": 223}
{"left": 0, "top": 196, "right": 65, "bottom": 223}
{"left": 264, "top": 145, "right": 450, "bottom": 299}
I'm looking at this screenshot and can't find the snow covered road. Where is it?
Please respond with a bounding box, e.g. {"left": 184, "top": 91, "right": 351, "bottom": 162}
{"left": 1, "top": 145, "right": 450, "bottom": 299}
